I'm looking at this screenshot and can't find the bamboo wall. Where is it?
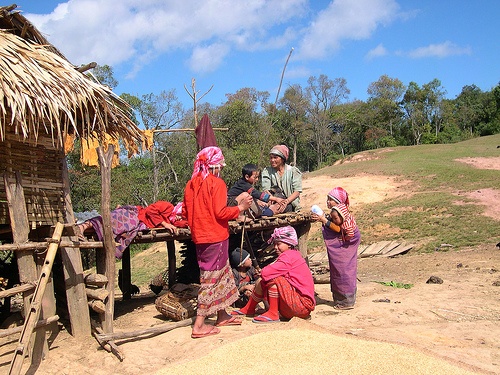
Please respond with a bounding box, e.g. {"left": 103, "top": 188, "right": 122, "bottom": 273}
{"left": 0, "top": 127, "right": 65, "bottom": 231}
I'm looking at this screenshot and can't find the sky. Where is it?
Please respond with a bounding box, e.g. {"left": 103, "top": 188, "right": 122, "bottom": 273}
{"left": 15, "top": 0, "right": 500, "bottom": 109}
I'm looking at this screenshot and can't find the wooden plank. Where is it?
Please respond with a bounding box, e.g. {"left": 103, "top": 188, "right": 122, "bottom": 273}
{"left": 369, "top": 241, "right": 392, "bottom": 256}
{"left": 378, "top": 240, "right": 400, "bottom": 255}
{"left": 357, "top": 244, "right": 369, "bottom": 256}
{"left": 358, "top": 242, "right": 380, "bottom": 257}
{"left": 383, "top": 242, "right": 415, "bottom": 258}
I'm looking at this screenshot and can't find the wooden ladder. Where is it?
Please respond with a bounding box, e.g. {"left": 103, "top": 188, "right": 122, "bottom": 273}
{"left": 8, "top": 222, "right": 64, "bottom": 375}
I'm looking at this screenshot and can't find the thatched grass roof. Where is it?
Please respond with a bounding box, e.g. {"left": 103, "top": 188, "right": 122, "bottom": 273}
{"left": 0, "top": 4, "right": 143, "bottom": 149}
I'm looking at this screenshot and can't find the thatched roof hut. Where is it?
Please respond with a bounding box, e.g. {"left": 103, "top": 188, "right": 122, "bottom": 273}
{"left": 0, "top": 4, "right": 145, "bottom": 347}
{"left": 0, "top": 4, "right": 143, "bottom": 232}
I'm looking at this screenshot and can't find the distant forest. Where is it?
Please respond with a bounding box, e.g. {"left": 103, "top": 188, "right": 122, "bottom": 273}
{"left": 69, "top": 65, "right": 500, "bottom": 211}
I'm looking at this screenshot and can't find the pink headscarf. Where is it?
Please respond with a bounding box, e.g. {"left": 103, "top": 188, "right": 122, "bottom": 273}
{"left": 270, "top": 145, "right": 289, "bottom": 161}
{"left": 268, "top": 225, "right": 298, "bottom": 247}
{"left": 191, "top": 146, "right": 226, "bottom": 180}
{"left": 328, "top": 187, "right": 350, "bottom": 208}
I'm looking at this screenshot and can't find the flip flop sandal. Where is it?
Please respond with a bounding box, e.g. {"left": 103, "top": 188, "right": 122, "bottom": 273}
{"left": 231, "top": 309, "right": 254, "bottom": 317}
{"left": 252, "top": 315, "right": 280, "bottom": 324}
{"left": 215, "top": 316, "right": 242, "bottom": 327}
{"left": 191, "top": 326, "right": 220, "bottom": 339}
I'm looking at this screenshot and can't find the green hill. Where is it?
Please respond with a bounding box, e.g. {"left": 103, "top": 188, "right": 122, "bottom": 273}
{"left": 308, "top": 134, "right": 499, "bottom": 253}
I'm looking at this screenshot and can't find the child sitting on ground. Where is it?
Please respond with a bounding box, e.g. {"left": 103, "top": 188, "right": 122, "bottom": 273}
{"left": 229, "top": 248, "right": 260, "bottom": 308}
{"left": 231, "top": 226, "right": 316, "bottom": 323}
{"left": 227, "top": 163, "right": 286, "bottom": 218}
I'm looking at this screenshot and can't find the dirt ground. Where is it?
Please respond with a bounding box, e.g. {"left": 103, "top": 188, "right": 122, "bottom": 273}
{"left": 1, "top": 157, "right": 499, "bottom": 375}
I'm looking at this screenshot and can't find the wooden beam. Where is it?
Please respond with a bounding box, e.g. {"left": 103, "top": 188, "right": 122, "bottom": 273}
{"left": 152, "top": 128, "right": 228, "bottom": 133}
{"left": 0, "top": 283, "right": 35, "bottom": 298}
{"left": 91, "top": 321, "right": 124, "bottom": 362}
{"left": 97, "top": 145, "right": 116, "bottom": 334}
{"left": 95, "top": 317, "right": 195, "bottom": 343}
{"left": 0, "top": 315, "right": 59, "bottom": 339}
{"left": 60, "top": 156, "right": 91, "bottom": 338}
{"left": 0, "top": 240, "right": 104, "bottom": 251}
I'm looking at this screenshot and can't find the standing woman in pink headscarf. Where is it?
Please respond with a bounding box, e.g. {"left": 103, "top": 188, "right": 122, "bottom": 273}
{"left": 311, "top": 187, "right": 361, "bottom": 310}
{"left": 261, "top": 145, "right": 302, "bottom": 213}
{"left": 183, "top": 146, "right": 252, "bottom": 338}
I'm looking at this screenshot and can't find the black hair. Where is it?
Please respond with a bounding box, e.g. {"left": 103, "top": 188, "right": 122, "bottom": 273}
{"left": 242, "top": 163, "right": 259, "bottom": 179}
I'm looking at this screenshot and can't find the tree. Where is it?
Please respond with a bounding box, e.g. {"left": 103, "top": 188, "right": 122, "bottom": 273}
{"left": 367, "top": 75, "right": 405, "bottom": 142}
{"left": 306, "top": 75, "right": 350, "bottom": 167}
{"left": 401, "top": 80, "right": 445, "bottom": 145}
{"left": 90, "top": 64, "right": 118, "bottom": 89}
{"left": 134, "top": 90, "right": 185, "bottom": 201}
{"left": 278, "top": 84, "right": 310, "bottom": 166}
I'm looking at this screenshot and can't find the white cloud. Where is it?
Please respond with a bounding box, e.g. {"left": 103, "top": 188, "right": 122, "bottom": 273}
{"left": 407, "top": 41, "right": 472, "bottom": 59}
{"left": 25, "top": 0, "right": 308, "bottom": 71}
{"left": 365, "top": 43, "right": 388, "bottom": 60}
{"left": 284, "top": 65, "right": 311, "bottom": 80}
{"left": 297, "top": 0, "right": 400, "bottom": 60}
{"left": 188, "top": 43, "right": 230, "bottom": 74}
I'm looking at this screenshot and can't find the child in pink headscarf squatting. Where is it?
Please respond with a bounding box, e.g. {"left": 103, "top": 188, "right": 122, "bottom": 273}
{"left": 231, "top": 225, "right": 315, "bottom": 323}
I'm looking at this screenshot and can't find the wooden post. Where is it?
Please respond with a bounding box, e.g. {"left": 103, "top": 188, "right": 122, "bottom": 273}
{"left": 97, "top": 145, "right": 116, "bottom": 334}
{"left": 3, "top": 171, "right": 38, "bottom": 360}
{"left": 59, "top": 156, "right": 91, "bottom": 337}
{"left": 167, "top": 240, "right": 176, "bottom": 288}
{"left": 120, "top": 247, "right": 132, "bottom": 300}
{"left": 3, "top": 172, "right": 35, "bottom": 314}
{"left": 295, "top": 221, "right": 311, "bottom": 261}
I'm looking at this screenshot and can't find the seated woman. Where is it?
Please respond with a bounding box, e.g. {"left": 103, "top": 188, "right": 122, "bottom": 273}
{"left": 77, "top": 200, "right": 187, "bottom": 259}
{"left": 260, "top": 145, "right": 302, "bottom": 213}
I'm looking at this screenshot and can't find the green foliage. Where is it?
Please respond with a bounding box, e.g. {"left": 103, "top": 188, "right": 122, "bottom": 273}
{"left": 373, "top": 281, "right": 413, "bottom": 289}
{"left": 89, "top": 64, "right": 118, "bottom": 89}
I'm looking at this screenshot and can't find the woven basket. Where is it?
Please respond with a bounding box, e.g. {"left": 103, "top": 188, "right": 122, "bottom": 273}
{"left": 155, "top": 283, "right": 199, "bottom": 321}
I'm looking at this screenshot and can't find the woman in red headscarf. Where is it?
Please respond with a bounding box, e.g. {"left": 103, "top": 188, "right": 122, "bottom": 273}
{"left": 261, "top": 144, "right": 302, "bottom": 213}
{"left": 311, "top": 187, "right": 361, "bottom": 310}
{"left": 183, "top": 146, "right": 252, "bottom": 338}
